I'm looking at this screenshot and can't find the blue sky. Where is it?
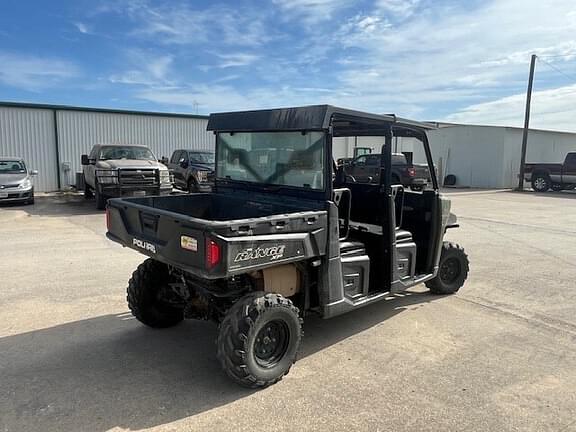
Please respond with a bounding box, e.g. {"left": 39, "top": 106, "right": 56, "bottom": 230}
{"left": 1, "top": 0, "right": 576, "bottom": 130}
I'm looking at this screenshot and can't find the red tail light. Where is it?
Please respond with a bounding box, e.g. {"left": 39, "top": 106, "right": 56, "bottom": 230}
{"left": 407, "top": 167, "right": 416, "bottom": 177}
{"left": 105, "top": 208, "right": 111, "bottom": 231}
{"left": 206, "top": 238, "right": 221, "bottom": 269}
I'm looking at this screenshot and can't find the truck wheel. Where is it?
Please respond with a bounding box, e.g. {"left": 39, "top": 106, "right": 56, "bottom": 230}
{"left": 217, "top": 292, "right": 302, "bottom": 388}
{"left": 127, "top": 259, "right": 184, "bottom": 328}
{"left": 84, "top": 177, "right": 94, "bottom": 199}
{"left": 95, "top": 182, "right": 106, "bottom": 210}
{"left": 187, "top": 178, "right": 197, "bottom": 193}
{"left": 426, "top": 242, "right": 469, "bottom": 295}
{"left": 531, "top": 175, "right": 550, "bottom": 192}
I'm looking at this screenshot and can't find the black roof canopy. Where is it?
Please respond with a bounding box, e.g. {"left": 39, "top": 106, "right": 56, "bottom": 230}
{"left": 207, "top": 105, "right": 435, "bottom": 135}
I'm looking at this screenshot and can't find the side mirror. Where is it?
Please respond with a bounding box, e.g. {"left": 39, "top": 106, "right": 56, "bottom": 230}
{"left": 179, "top": 158, "right": 188, "bottom": 168}
{"left": 30, "top": 170, "right": 38, "bottom": 176}
{"left": 160, "top": 157, "right": 168, "bottom": 165}
{"left": 81, "top": 154, "right": 89, "bottom": 166}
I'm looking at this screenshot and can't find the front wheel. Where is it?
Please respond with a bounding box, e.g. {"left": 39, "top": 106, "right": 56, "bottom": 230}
{"left": 217, "top": 292, "right": 302, "bottom": 388}
{"left": 127, "top": 259, "right": 184, "bottom": 328}
{"left": 95, "top": 182, "right": 107, "bottom": 210}
{"left": 426, "top": 242, "right": 469, "bottom": 295}
{"left": 532, "top": 175, "right": 550, "bottom": 192}
{"left": 187, "top": 178, "right": 197, "bottom": 193}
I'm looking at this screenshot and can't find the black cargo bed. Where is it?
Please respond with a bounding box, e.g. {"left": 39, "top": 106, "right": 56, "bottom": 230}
{"left": 106, "top": 192, "right": 328, "bottom": 278}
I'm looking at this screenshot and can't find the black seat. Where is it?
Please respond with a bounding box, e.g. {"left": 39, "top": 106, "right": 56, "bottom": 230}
{"left": 340, "top": 240, "right": 366, "bottom": 255}
{"left": 395, "top": 229, "right": 413, "bottom": 243}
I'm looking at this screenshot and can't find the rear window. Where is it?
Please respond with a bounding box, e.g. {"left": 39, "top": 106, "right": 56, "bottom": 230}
{"left": 392, "top": 154, "right": 407, "bottom": 164}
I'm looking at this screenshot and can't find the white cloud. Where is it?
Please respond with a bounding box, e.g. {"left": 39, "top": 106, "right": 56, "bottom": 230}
{"left": 0, "top": 52, "right": 79, "bottom": 90}
{"left": 73, "top": 22, "right": 90, "bottom": 34}
{"left": 445, "top": 84, "right": 576, "bottom": 132}
{"left": 376, "top": 0, "right": 421, "bottom": 18}
{"left": 109, "top": 1, "right": 270, "bottom": 47}
{"left": 109, "top": 52, "right": 174, "bottom": 86}
{"left": 333, "top": 0, "right": 576, "bottom": 128}
{"left": 215, "top": 53, "right": 259, "bottom": 69}
{"left": 273, "top": 0, "right": 354, "bottom": 22}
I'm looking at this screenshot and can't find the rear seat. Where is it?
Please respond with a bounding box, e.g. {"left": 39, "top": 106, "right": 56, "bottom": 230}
{"left": 395, "top": 229, "right": 413, "bottom": 243}
{"left": 339, "top": 240, "right": 366, "bottom": 256}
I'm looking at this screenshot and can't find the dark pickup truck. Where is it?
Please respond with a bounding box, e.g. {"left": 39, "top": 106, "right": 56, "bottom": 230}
{"left": 525, "top": 152, "right": 576, "bottom": 192}
{"left": 166, "top": 149, "right": 215, "bottom": 193}
{"left": 344, "top": 153, "right": 430, "bottom": 191}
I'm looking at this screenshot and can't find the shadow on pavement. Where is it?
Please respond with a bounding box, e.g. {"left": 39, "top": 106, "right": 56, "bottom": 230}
{"left": 0, "top": 194, "right": 103, "bottom": 217}
{"left": 0, "top": 291, "right": 435, "bottom": 432}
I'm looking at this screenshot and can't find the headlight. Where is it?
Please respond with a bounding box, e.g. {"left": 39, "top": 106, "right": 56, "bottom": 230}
{"left": 196, "top": 170, "right": 208, "bottom": 183}
{"left": 159, "top": 170, "right": 171, "bottom": 184}
{"left": 96, "top": 169, "right": 118, "bottom": 184}
{"left": 18, "top": 178, "right": 32, "bottom": 189}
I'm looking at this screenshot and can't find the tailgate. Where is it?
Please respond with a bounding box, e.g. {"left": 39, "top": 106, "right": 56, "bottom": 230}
{"left": 106, "top": 198, "right": 208, "bottom": 273}
{"left": 106, "top": 197, "right": 328, "bottom": 279}
{"left": 413, "top": 164, "right": 431, "bottom": 181}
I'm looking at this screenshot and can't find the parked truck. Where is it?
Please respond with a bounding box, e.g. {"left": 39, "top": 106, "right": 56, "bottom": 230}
{"left": 525, "top": 152, "right": 576, "bottom": 192}
{"left": 344, "top": 153, "right": 430, "bottom": 191}
{"left": 105, "top": 105, "right": 469, "bottom": 388}
{"left": 81, "top": 144, "right": 172, "bottom": 209}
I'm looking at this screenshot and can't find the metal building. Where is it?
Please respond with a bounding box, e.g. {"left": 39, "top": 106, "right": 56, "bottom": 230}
{"left": 0, "top": 102, "right": 212, "bottom": 192}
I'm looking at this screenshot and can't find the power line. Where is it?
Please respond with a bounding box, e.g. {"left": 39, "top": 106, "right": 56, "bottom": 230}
{"left": 537, "top": 57, "right": 576, "bottom": 83}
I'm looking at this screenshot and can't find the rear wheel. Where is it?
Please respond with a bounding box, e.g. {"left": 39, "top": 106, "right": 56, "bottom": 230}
{"left": 217, "top": 292, "right": 302, "bottom": 388}
{"left": 426, "top": 242, "right": 469, "bottom": 295}
{"left": 532, "top": 174, "right": 551, "bottom": 192}
{"left": 127, "top": 259, "right": 184, "bottom": 328}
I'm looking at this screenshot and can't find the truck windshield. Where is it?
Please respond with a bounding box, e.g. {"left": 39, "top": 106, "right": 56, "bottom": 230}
{"left": 0, "top": 160, "right": 26, "bottom": 173}
{"left": 99, "top": 146, "right": 156, "bottom": 161}
{"left": 217, "top": 131, "right": 325, "bottom": 190}
{"left": 190, "top": 152, "right": 215, "bottom": 164}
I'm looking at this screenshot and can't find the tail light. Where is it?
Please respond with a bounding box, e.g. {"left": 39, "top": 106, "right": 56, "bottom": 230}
{"left": 105, "top": 208, "right": 111, "bottom": 231}
{"left": 407, "top": 167, "right": 416, "bottom": 177}
{"left": 206, "top": 238, "right": 221, "bottom": 269}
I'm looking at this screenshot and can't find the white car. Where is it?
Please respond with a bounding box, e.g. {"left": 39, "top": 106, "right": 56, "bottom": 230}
{"left": 0, "top": 157, "right": 37, "bottom": 205}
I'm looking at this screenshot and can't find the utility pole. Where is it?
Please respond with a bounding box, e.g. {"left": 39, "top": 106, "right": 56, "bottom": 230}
{"left": 517, "top": 54, "right": 537, "bottom": 191}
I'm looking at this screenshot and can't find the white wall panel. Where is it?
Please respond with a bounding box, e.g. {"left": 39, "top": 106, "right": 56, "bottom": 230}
{"left": 56, "top": 111, "right": 212, "bottom": 187}
{"left": 0, "top": 107, "right": 58, "bottom": 192}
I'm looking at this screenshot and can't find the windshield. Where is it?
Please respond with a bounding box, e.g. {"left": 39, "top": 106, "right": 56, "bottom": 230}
{"left": 217, "top": 131, "right": 325, "bottom": 190}
{"left": 99, "top": 146, "right": 156, "bottom": 161}
{"left": 0, "top": 160, "right": 26, "bottom": 174}
{"left": 190, "top": 152, "right": 215, "bottom": 164}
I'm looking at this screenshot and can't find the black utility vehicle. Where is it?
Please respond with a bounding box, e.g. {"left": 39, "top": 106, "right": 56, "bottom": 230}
{"left": 166, "top": 149, "right": 215, "bottom": 192}
{"left": 106, "top": 105, "right": 469, "bottom": 388}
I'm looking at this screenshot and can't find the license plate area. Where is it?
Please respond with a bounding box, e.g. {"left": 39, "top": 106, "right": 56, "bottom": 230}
{"left": 0, "top": 193, "right": 8, "bottom": 198}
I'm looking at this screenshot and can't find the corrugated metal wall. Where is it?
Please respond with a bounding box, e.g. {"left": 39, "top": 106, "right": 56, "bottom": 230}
{"left": 0, "top": 107, "right": 59, "bottom": 192}
{"left": 56, "top": 110, "right": 212, "bottom": 188}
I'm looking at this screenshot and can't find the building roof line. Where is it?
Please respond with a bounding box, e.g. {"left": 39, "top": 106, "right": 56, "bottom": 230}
{"left": 426, "top": 121, "right": 576, "bottom": 136}
{"left": 0, "top": 101, "right": 209, "bottom": 120}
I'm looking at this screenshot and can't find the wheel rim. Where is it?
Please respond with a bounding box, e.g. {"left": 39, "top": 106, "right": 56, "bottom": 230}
{"left": 439, "top": 257, "right": 461, "bottom": 285}
{"left": 534, "top": 178, "right": 547, "bottom": 190}
{"left": 254, "top": 320, "right": 290, "bottom": 368}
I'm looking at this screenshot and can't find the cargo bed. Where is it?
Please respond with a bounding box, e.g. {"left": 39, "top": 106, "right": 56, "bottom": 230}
{"left": 106, "top": 193, "right": 328, "bottom": 279}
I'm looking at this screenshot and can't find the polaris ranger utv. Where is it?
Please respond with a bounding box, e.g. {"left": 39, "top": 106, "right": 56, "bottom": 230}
{"left": 106, "top": 105, "right": 469, "bottom": 388}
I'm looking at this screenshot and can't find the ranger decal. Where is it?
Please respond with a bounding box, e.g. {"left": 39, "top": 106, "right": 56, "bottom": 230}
{"left": 234, "top": 245, "right": 286, "bottom": 263}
